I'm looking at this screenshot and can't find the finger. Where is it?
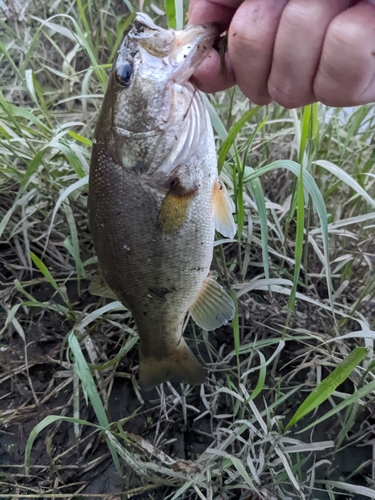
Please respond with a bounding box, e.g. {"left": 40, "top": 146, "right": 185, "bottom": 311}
{"left": 268, "top": 0, "right": 353, "bottom": 109}
{"left": 191, "top": 48, "right": 236, "bottom": 93}
{"left": 314, "top": 1, "right": 375, "bottom": 106}
{"left": 189, "top": 0, "right": 238, "bottom": 92}
{"left": 228, "top": 0, "right": 289, "bottom": 105}
{"left": 188, "top": 0, "right": 240, "bottom": 30}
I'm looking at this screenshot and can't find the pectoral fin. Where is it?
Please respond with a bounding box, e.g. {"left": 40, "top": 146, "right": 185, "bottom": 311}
{"left": 189, "top": 275, "right": 235, "bottom": 331}
{"left": 212, "top": 179, "right": 236, "bottom": 238}
{"left": 157, "top": 192, "right": 192, "bottom": 233}
{"left": 89, "top": 269, "right": 118, "bottom": 300}
{"left": 157, "top": 172, "right": 198, "bottom": 233}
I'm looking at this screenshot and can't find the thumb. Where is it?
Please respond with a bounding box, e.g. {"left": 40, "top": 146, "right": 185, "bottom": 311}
{"left": 188, "top": 0, "right": 241, "bottom": 28}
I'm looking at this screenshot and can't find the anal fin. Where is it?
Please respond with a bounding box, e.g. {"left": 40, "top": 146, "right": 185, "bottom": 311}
{"left": 212, "top": 179, "right": 236, "bottom": 238}
{"left": 189, "top": 274, "right": 235, "bottom": 331}
{"left": 89, "top": 269, "right": 118, "bottom": 300}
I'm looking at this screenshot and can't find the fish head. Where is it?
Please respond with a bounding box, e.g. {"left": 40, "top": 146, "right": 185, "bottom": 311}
{"left": 107, "top": 13, "right": 218, "bottom": 134}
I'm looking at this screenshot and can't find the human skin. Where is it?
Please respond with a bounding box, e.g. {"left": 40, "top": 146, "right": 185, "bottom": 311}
{"left": 189, "top": 0, "right": 375, "bottom": 108}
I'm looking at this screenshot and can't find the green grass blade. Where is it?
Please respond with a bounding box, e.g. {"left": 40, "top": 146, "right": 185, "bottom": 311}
{"left": 285, "top": 346, "right": 368, "bottom": 431}
{"left": 121, "top": 0, "right": 135, "bottom": 14}
{"left": 68, "top": 332, "right": 120, "bottom": 471}
{"left": 0, "top": 40, "right": 22, "bottom": 78}
{"left": 316, "top": 159, "right": 375, "bottom": 209}
{"left": 322, "top": 480, "right": 375, "bottom": 499}
{"left": 300, "top": 377, "right": 375, "bottom": 433}
{"left": 68, "top": 131, "right": 92, "bottom": 147}
{"left": 164, "top": 0, "right": 176, "bottom": 29}
{"left": 68, "top": 333, "right": 108, "bottom": 420}
{"left": 287, "top": 162, "right": 305, "bottom": 313}
{"left": 244, "top": 160, "right": 333, "bottom": 318}
{"left": 298, "top": 104, "right": 318, "bottom": 164}
{"left": 225, "top": 455, "right": 256, "bottom": 489}
{"left": 109, "top": 13, "right": 136, "bottom": 63}
{"left": 30, "top": 252, "right": 69, "bottom": 305}
{"left": 246, "top": 165, "right": 269, "bottom": 281}
{"left": 25, "top": 69, "right": 50, "bottom": 119}
{"left": 175, "top": 0, "right": 184, "bottom": 30}
{"left": 76, "top": 0, "right": 92, "bottom": 48}
{"left": 230, "top": 289, "right": 240, "bottom": 367}
{"left": 64, "top": 202, "right": 85, "bottom": 279}
{"left": 200, "top": 93, "right": 228, "bottom": 143}
{"left": 218, "top": 106, "right": 260, "bottom": 171}
{"left": 46, "top": 176, "right": 88, "bottom": 249}
{"left": 34, "top": 15, "right": 107, "bottom": 88}
{"left": 25, "top": 415, "right": 100, "bottom": 474}
{"left": 247, "top": 351, "right": 266, "bottom": 401}
{"left": 235, "top": 149, "right": 244, "bottom": 238}
{"left": 20, "top": 150, "right": 46, "bottom": 192}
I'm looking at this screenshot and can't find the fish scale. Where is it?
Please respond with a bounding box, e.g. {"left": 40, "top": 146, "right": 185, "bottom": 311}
{"left": 88, "top": 13, "right": 236, "bottom": 389}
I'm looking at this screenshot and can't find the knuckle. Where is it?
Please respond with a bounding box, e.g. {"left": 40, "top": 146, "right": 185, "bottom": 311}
{"left": 314, "top": 77, "right": 357, "bottom": 107}
{"left": 326, "top": 15, "right": 366, "bottom": 51}
{"left": 268, "top": 92, "right": 295, "bottom": 109}
{"left": 282, "top": 1, "right": 317, "bottom": 26}
{"left": 313, "top": 16, "right": 373, "bottom": 106}
{"left": 268, "top": 80, "right": 304, "bottom": 109}
{"left": 229, "top": 22, "right": 270, "bottom": 60}
{"left": 245, "top": 92, "right": 273, "bottom": 106}
{"left": 235, "top": 72, "right": 273, "bottom": 105}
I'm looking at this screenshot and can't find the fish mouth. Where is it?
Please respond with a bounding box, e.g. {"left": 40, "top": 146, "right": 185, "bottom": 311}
{"left": 129, "top": 13, "right": 218, "bottom": 80}
{"left": 169, "top": 23, "right": 218, "bottom": 68}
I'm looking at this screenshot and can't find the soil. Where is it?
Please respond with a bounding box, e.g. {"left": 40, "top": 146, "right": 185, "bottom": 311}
{"left": 1, "top": 271, "right": 374, "bottom": 499}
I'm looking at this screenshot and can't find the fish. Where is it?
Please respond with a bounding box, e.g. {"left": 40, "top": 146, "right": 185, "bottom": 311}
{"left": 88, "top": 13, "right": 236, "bottom": 390}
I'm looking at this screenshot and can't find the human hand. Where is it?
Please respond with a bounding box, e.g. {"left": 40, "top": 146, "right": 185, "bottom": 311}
{"left": 189, "top": 0, "right": 375, "bottom": 108}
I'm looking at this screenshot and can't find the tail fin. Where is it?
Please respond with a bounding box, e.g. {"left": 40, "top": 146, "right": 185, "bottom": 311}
{"left": 138, "top": 341, "right": 205, "bottom": 390}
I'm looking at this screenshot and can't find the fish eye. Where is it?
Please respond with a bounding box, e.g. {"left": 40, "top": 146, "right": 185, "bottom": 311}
{"left": 116, "top": 62, "right": 133, "bottom": 87}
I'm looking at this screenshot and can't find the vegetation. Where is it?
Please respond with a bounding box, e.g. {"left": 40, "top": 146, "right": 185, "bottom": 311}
{"left": 1, "top": 0, "right": 375, "bottom": 498}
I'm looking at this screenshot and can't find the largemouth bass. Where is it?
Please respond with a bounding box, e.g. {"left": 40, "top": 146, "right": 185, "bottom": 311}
{"left": 88, "top": 13, "right": 236, "bottom": 390}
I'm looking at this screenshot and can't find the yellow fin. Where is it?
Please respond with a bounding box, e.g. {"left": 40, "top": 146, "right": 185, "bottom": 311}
{"left": 212, "top": 179, "right": 236, "bottom": 238}
{"left": 189, "top": 274, "right": 235, "bottom": 331}
{"left": 157, "top": 193, "right": 191, "bottom": 233}
{"left": 89, "top": 269, "right": 118, "bottom": 300}
{"left": 157, "top": 165, "right": 198, "bottom": 233}
{"left": 138, "top": 340, "right": 205, "bottom": 390}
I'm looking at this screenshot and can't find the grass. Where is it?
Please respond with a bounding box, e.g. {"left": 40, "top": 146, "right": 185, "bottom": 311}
{"left": 1, "top": 0, "right": 375, "bottom": 499}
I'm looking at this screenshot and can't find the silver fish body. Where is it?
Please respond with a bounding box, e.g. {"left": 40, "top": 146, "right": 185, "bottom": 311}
{"left": 88, "top": 14, "right": 236, "bottom": 389}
